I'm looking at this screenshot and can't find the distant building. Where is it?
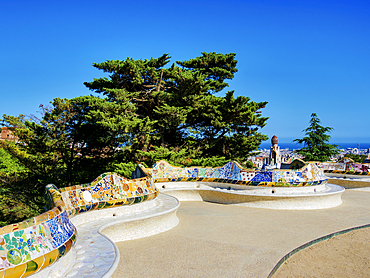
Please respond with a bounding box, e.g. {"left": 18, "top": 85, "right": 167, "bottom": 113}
{"left": 0, "top": 127, "right": 18, "bottom": 142}
{"left": 264, "top": 135, "right": 281, "bottom": 169}
{"left": 365, "top": 153, "right": 370, "bottom": 163}
{"left": 249, "top": 156, "right": 267, "bottom": 169}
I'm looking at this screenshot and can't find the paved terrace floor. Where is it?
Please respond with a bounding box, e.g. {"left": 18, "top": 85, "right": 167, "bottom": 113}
{"left": 112, "top": 189, "right": 370, "bottom": 278}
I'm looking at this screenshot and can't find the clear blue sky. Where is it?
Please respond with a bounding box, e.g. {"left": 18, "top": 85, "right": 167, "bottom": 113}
{"left": 1, "top": 0, "right": 369, "bottom": 143}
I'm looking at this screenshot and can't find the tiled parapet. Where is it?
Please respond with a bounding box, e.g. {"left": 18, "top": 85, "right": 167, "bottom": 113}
{"left": 57, "top": 172, "right": 159, "bottom": 217}
{"left": 0, "top": 206, "right": 77, "bottom": 278}
{"left": 0, "top": 172, "right": 158, "bottom": 278}
{"left": 319, "top": 162, "right": 370, "bottom": 175}
{"left": 137, "top": 160, "right": 328, "bottom": 187}
{"left": 45, "top": 184, "right": 66, "bottom": 211}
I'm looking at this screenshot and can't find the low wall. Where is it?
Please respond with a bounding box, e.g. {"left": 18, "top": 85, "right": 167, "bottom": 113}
{"left": 0, "top": 192, "right": 76, "bottom": 277}
{"left": 138, "top": 160, "right": 344, "bottom": 210}
{"left": 319, "top": 162, "right": 370, "bottom": 176}
{"left": 159, "top": 182, "right": 344, "bottom": 210}
{"left": 0, "top": 172, "right": 158, "bottom": 278}
{"left": 136, "top": 160, "right": 328, "bottom": 187}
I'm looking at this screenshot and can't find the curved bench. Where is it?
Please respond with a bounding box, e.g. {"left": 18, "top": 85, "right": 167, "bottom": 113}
{"left": 0, "top": 160, "right": 348, "bottom": 277}
{"left": 40, "top": 193, "right": 179, "bottom": 278}
{"left": 134, "top": 160, "right": 344, "bottom": 210}
{"left": 159, "top": 183, "right": 344, "bottom": 210}
{"left": 0, "top": 187, "right": 76, "bottom": 278}
{"left": 49, "top": 172, "right": 159, "bottom": 216}
{"left": 0, "top": 172, "right": 179, "bottom": 278}
{"left": 319, "top": 161, "right": 370, "bottom": 176}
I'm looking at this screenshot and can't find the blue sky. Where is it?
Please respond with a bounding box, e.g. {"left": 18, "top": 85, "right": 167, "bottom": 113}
{"left": 1, "top": 0, "right": 369, "bottom": 143}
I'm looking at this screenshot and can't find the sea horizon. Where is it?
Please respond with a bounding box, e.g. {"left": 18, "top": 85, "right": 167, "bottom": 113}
{"left": 259, "top": 142, "right": 370, "bottom": 151}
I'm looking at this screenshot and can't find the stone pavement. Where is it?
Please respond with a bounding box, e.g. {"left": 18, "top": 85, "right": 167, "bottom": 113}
{"left": 58, "top": 194, "right": 179, "bottom": 278}
{"left": 63, "top": 220, "right": 116, "bottom": 278}
{"left": 112, "top": 189, "right": 370, "bottom": 278}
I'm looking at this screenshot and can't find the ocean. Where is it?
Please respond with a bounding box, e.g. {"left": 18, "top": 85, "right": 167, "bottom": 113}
{"left": 259, "top": 142, "right": 370, "bottom": 151}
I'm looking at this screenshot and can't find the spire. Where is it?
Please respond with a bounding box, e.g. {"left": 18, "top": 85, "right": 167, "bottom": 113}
{"left": 271, "top": 135, "right": 278, "bottom": 145}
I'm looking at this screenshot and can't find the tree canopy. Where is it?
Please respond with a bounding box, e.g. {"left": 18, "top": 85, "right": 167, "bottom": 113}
{"left": 84, "top": 52, "right": 268, "bottom": 165}
{"left": 293, "top": 113, "right": 339, "bottom": 162}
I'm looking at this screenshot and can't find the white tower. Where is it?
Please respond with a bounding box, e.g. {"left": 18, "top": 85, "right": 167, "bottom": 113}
{"left": 268, "top": 135, "right": 281, "bottom": 169}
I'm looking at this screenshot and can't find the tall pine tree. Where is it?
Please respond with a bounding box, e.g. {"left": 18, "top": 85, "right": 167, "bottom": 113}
{"left": 293, "top": 113, "right": 339, "bottom": 162}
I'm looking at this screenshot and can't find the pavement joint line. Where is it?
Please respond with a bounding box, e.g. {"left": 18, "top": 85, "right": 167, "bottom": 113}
{"left": 268, "top": 223, "right": 370, "bottom": 278}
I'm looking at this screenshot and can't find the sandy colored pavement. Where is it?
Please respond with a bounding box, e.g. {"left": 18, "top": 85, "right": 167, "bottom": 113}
{"left": 328, "top": 178, "right": 370, "bottom": 189}
{"left": 274, "top": 227, "right": 370, "bottom": 277}
{"left": 112, "top": 189, "right": 370, "bottom": 278}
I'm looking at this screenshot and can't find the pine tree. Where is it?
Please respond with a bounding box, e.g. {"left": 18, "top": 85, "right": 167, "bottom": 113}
{"left": 84, "top": 52, "right": 268, "bottom": 165}
{"left": 293, "top": 113, "right": 339, "bottom": 162}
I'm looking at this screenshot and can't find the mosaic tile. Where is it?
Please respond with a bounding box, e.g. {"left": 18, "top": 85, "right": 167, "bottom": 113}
{"left": 23, "top": 256, "right": 44, "bottom": 276}
{"left": 319, "top": 161, "right": 370, "bottom": 174}
{"left": 142, "top": 160, "right": 329, "bottom": 187}
{"left": 230, "top": 163, "right": 242, "bottom": 180}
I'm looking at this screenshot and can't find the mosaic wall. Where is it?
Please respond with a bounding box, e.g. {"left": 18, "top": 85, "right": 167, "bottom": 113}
{"left": 138, "top": 160, "right": 327, "bottom": 187}
{"left": 54, "top": 172, "right": 159, "bottom": 217}
{"left": 319, "top": 162, "right": 370, "bottom": 175}
{"left": 0, "top": 205, "right": 76, "bottom": 277}
{"left": 1, "top": 172, "right": 158, "bottom": 278}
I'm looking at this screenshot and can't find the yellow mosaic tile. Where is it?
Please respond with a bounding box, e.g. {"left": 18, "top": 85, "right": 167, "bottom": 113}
{"left": 42, "top": 249, "right": 58, "bottom": 269}
{"left": 1, "top": 226, "right": 12, "bottom": 234}
{"left": 22, "top": 256, "right": 45, "bottom": 277}
{"left": 4, "top": 264, "right": 26, "bottom": 278}
{"left": 33, "top": 213, "right": 48, "bottom": 225}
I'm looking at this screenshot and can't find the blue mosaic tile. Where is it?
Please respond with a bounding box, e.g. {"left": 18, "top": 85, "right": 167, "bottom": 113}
{"left": 47, "top": 211, "right": 75, "bottom": 249}
{"left": 251, "top": 171, "right": 273, "bottom": 182}
{"left": 230, "top": 163, "right": 242, "bottom": 180}
{"left": 217, "top": 162, "right": 233, "bottom": 179}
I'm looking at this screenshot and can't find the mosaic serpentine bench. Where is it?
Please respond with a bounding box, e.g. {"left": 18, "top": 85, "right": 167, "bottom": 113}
{"left": 318, "top": 161, "right": 370, "bottom": 176}
{"left": 133, "top": 160, "right": 345, "bottom": 210}
{"left": 0, "top": 160, "right": 347, "bottom": 277}
{"left": 0, "top": 172, "right": 181, "bottom": 278}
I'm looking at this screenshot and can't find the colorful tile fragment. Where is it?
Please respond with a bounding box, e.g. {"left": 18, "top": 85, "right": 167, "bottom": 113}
{"left": 138, "top": 160, "right": 328, "bottom": 187}
{"left": 319, "top": 162, "right": 370, "bottom": 175}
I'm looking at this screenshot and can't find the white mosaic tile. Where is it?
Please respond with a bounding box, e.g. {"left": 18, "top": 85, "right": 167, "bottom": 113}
{"left": 53, "top": 194, "right": 179, "bottom": 278}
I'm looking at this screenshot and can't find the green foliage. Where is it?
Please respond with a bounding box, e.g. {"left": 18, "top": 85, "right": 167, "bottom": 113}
{"left": 109, "top": 162, "right": 138, "bottom": 178}
{"left": 84, "top": 52, "right": 268, "bottom": 164}
{"left": 0, "top": 194, "right": 43, "bottom": 227}
{"left": 0, "top": 148, "right": 25, "bottom": 175}
{"left": 293, "top": 113, "right": 339, "bottom": 162}
{"left": 0, "top": 147, "right": 44, "bottom": 226}
{"left": 343, "top": 153, "right": 367, "bottom": 163}
{"left": 180, "top": 157, "right": 231, "bottom": 167}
